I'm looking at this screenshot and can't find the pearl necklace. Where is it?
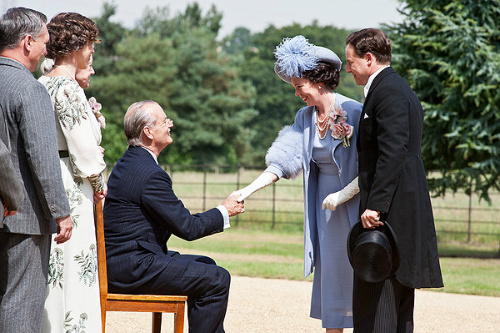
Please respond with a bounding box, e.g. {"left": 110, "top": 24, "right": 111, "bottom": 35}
{"left": 315, "top": 94, "right": 336, "bottom": 140}
{"left": 316, "top": 113, "right": 331, "bottom": 139}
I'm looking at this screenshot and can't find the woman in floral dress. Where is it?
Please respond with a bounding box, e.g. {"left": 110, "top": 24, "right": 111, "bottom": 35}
{"left": 38, "top": 13, "right": 106, "bottom": 333}
{"left": 235, "top": 36, "right": 362, "bottom": 332}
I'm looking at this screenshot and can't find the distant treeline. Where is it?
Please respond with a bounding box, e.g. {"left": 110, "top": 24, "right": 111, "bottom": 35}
{"left": 50, "top": 1, "right": 500, "bottom": 201}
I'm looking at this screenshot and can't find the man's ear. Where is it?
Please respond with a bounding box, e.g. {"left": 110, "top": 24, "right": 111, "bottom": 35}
{"left": 24, "top": 35, "right": 34, "bottom": 52}
{"left": 143, "top": 126, "right": 154, "bottom": 140}
{"left": 364, "top": 52, "right": 374, "bottom": 66}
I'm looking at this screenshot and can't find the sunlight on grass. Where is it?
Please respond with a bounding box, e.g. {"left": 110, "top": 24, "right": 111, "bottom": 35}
{"left": 164, "top": 169, "right": 500, "bottom": 297}
{"left": 168, "top": 167, "right": 500, "bottom": 246}
{"left": 169, "top": 228, "right": 500, "bottom": 297}
{"left": 437, "top": 257, "right": 500, "bottom": 297}
{"left": 219, "top": 261, "right": 313, "bottom": 281}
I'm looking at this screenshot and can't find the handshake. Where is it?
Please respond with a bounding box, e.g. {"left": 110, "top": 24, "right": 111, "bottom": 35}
{"left": 221, "top": 192, "right": 245, "bottom": 217}
{"left": 229, "top": 172, "right": 359, "bottom": 213}
{"left": 221, "top": 172, "right": 279, "bottom": 218}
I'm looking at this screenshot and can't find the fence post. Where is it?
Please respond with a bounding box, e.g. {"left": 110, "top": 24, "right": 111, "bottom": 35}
{"left": 467, "top": 178, "right": 472, "bottom": 243}
{"left": 272, "top": 182, "right": 276, "bottom": 229}
{"left": 235, "top": 165, "right": 241, "bottom": 226}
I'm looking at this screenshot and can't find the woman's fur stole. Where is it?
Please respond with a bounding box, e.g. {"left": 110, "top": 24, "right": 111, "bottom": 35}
{"left": 265, "top": 125, "right": 303, "bottom": 179}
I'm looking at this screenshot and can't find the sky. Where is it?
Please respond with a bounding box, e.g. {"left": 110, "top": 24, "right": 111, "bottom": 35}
{"left": 5, "top": 0, "right": 406, "bottom": 37}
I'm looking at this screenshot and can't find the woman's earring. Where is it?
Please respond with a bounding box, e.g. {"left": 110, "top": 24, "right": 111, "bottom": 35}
{"left": 319, "top": 85, "right": 322, "bottom": 89}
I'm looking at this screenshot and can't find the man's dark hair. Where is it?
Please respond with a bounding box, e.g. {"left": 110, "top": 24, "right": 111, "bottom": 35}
{"left": 0, "top": 7, "right": 47, "bottom": 53}
{"left": 346, "top": 28, "right": 391, "bottom": 64}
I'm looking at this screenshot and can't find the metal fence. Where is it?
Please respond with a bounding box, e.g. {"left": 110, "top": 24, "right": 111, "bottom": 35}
{"left": 107, "top": 163, "right": 500, "bottom": 245}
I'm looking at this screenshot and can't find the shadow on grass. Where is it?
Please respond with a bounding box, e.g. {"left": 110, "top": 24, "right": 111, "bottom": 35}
{"left": 438, "top": 242, "right": 500, "bottom": 259}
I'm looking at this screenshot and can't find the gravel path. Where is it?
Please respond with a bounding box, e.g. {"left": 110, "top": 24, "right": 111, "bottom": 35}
{"left": 106, "top": 275, "right": 500, "bottom": 333}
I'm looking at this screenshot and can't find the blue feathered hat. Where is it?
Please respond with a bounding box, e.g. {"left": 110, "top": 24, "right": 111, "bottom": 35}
{"left": 274, "top": 35, "right": 342, "bottom": 84}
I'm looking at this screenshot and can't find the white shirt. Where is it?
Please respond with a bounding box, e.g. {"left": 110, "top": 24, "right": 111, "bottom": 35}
{"left": 142, "top": 146, "right": 158, "bottom": 163}
{"left": 140, "top": 146, "right": 230, "bottom": 229}
{"left": 364, "top": 65, "right": 391, "bottom": 98}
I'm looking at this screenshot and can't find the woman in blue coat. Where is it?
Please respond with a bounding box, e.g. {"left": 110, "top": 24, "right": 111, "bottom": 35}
{"left": 236, "top": 36, "right": 362, "bottom": 332}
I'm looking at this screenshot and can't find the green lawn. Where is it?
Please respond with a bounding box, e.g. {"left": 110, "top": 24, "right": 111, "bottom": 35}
{"left": 170, "top": 168, "right": 500, "bottom": 244}
{"left": 164, "top": 168, "right": 500, "bottom": 297}
{"left": 438, "top": 257, "right": 500, "bottom": 297}
{"left": 169, "top": 228, "right": 500, "bottom": 297}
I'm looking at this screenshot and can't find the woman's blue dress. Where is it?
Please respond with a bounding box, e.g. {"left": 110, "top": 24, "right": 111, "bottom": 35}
{"left": 310, "top": 131, "right": 353, "bottom": 328}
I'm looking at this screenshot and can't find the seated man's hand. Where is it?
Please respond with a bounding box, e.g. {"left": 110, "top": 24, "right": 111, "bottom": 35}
{"left": 222, "top": 192, "right": 245, "bottom": 217}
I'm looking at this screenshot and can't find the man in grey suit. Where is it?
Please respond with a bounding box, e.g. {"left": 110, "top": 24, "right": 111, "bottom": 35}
{"left": 0, "top": 7, "right": 73, "bottom": 332}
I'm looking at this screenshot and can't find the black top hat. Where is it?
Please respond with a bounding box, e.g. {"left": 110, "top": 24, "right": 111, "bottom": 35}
{"left": 347, "top": 220, "right": 401, "bottom": 283}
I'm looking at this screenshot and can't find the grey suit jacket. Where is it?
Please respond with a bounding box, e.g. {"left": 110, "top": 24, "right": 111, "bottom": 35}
{"left": 0, "top": 56, "right": 70, "bottom": 235}
{"left": 0, "top": 140, "right": 24, "bottom": 225}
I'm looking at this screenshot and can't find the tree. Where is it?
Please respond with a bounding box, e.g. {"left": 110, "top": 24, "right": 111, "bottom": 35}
{"left": 88, "top": 33, "right": 178, "bottom": 163}
{"left": 222, "top": 27, "right": 254, "bottom": 55}
{"left": 387, "top": 0, "right": 500, "bottom": 201}
{"left": 89, "top": 3, "right": 257, "bottom": 165}
{"left": 90, "top": 2, "right": 127, "bottom": 74}
{"left": 136, "top": 2, "right": 222, "bottom": 37}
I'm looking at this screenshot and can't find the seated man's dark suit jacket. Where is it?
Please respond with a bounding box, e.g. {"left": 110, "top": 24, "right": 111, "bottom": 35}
{"left": 103, "top": 146, "right": 225, "bottom": 292}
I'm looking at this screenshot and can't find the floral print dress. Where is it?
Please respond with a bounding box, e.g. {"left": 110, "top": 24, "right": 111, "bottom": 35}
{"left": 38, "top": 76, "right": 106, "bottom": 333}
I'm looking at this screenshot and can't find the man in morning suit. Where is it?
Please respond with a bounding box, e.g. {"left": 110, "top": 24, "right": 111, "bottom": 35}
{"left": 0, "top": 7, "right": 73, "bottom": 332}
{"left": 345, "top": 28, "right": 443, "bottom": 332}
{"left": 104, "top": 100, "right": 245, "bottom": 333}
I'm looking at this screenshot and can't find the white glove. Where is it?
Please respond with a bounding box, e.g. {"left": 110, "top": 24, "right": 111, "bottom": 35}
{"left": 235, "top": 172, "right": 278, "bottom": 202}
{"left": 322, "top": 177, "right": 359, "bottom": 211}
